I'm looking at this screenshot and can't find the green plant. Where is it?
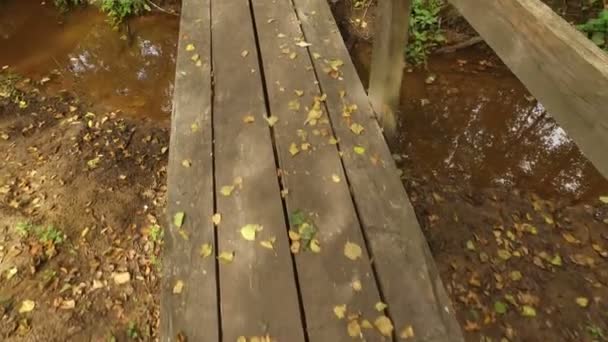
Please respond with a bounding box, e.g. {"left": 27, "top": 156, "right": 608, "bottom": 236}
{"left": 149, "top": 225, "right": 163, "bottom": 243}
{"left": 36, "top": 226, "right": 65, "bottom": 245}
{"left": 53, "top": 0, "right": 86, "bottom": 12}
{"left": 587, "top": 324, "right": 606, "bottom": 340}
{"left": 406, "top": 0, "right": 446, "bottom": 65}
{"left": 100, "top": 0, "right": 150, "bottom": 27}
{"left": 15, "top": 222, "right": 33, "bottom": 238}
{"left": 126, "top": 321, "right": 139, "bottom": 339}
{"left": 577, "top": 10, "right": 608, "bottom": 50}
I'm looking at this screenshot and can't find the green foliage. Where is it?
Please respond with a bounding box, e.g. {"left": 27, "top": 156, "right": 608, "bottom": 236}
{"left": 126, "top": 321, "right": 139, "bottom": 339}
{"left": 15, "top": 222, "right": 33, "bottom": 238}
{"left": 14, "top": 222, "right": 64, "bottom": 244}
{"left": 149, "top": 224, "right": 163, "bottom": 243}
{"left": 406, "top": 0, "right": 446, "bottom": 66}
{"left": 53, "top": 0, "right": 86, "bottom": 12}
{"left": 577, "top": 10, "right": 608, "bottom": 50}
{"left": 100, "top": 0, "right": 150, "bottom": 27}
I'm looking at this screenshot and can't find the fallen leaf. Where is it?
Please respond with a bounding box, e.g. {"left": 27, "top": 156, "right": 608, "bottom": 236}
{"left": 243, "top": 115, "right": 255, "bottom": 123}
{"left": 289, "top": 52, "right": 297, "bottom": 59}
{"left": 353, "top": 146, "right": 365, "bottom": 155}
{"left": 6, "top": 267, "right": 17, "bottom": 280}
{"left": 562, "top": 232, "right": 580, "bottom": 244}
{"left": 173, "top": 280, "right": 184, "bottom": 294}
{"left": 200, "top": 243, "right": 213, "bottom": 258}
{"left": 312, "top": 52, "right": 321, "bottom": 59}
{"left": 186, "top": 44, "right": 195, "bottom": 51}
{"left": 497, "top": 249, "right": 512, "bottom": 260}
{"left": 466, "top": 240, "right": 476, "bottom": 251}
{"left": 241, "top": 50, "right": 249, "bottom": 57}
{"left": 260, "top": 237, "right": 276, "bottom": 250}
{"left": 599, "top": 196, "right": 608, "bottom": 204}
{"left": 218, "top": 251, "right": 235, "bottom": 264}
{"left": 295, "top": 41, "right": 312, "bottom": 47}
{"left": 174, "top": 212, "right": 185, "bottom": 228}
{"left": 310, "top": 239, "right": 321, "bottom": 253}
{"left": 344, "top": 241, "right": 362, "bottom": 260}
{"left": 191, "top": 123, "right": 200, "bottom": 132}
{"left": 333, "top": 304, "right": 346, "bottom": 319}
{"left": 576, "top": 297, "right": 589, "bottom": 308}
{"left": 212, "top": 213, "right": 221, "bottom": 225}
{"left": 347, "top": 319, "right": 361, "bottom": 337}
{"left": 374, "top": 316, "right": 394, "bottom": 336}
{"left": 521, "top": 305, "right": 536, "bottom": 317}
{"left": 510, "top": 270, "right": 523, "bottom": 281}
{"left": 288, "top": 99, "right": 301, "bottom": 111}
{"left": 59, "top": 299, "right": 75, "bottom": 310}
{"left": 265, "top": 116, "right": 279, "bottom": 127}
{"left": 331, "top": 174, "right": 341, "bottom": 183}
{"left": 494, "top": 301, "right": 508, "bottom": 314}
{"left": 191, "top": 53, "right": 200, "bottom": 62}
{"left": 112, "top": 272, "right": 131, "bottom": 285}
{"left": 220, "top": 185, "right": 235, "bottom": 196}
{"left": 350, "top": 123, "right": 365, "bottom": 135}
{"left": 400, "top": 325, "right": 415, "bottom": 339}
{"left": 375, "top": 302, "right": 388, "bottom": 311}
{"left": 351, "top": 280, "right": 362, "bottom": 291}
{"left": 289, "top": 143, "right": 300, "bottom": 156}
{"left": 329, "top": 137, "right": 339, "bottom": 145}
{"left": 182, "top": 159, "right": 192, "bottom": 168}
{"left": 19, "top": 300, "right": 35, "bottom": 314}
{"left": 294, "top": 90, "right": 304, "bottom": 97}
{"left": 241, "top": 224, "right": 262, "bottom": 241}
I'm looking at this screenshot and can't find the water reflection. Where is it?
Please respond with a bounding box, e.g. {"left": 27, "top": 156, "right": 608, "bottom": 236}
{"left": 0, "top": 0, "right": 179, "bottom": 121}
{"left": 352, "top": 43, "right": 608, "bottom": 201}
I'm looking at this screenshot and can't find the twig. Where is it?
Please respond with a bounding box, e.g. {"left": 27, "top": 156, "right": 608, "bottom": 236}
{"left": 146, "top": 0, "right": 178, "bottom": 16}
{"left": 435, "top": 36, "right": 484, "bottom": 54}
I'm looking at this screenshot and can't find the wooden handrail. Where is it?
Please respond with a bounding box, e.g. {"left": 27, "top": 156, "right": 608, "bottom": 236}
{"left": 370, "top": 0, "right": 608, "bottom": 179}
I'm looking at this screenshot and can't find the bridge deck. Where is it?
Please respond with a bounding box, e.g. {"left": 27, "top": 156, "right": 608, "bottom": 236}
{"left": 161, "top": 0, "right": 463, "bottom": 340}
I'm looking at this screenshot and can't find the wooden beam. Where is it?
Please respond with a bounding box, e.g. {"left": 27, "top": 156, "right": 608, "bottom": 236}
{"left": 449, "top": 0, "right": 608, "bottom": 179}
{"left": 368, "top": 0, "right": 413, "bottom": 138}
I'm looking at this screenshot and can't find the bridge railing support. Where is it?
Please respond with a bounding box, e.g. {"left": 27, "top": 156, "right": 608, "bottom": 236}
{"left": 368, "top": 0, "right": 413, "bottom": 139}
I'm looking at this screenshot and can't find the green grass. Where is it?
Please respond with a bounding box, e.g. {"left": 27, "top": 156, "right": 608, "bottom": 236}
{"left": 14, "top": 222, "right": 65, "bottom": 245}
{"left": 577, "top": 9, "right": 608, "bottom": 50}
{"left": 406, "top": 0, "right": 445, "bottom": 66}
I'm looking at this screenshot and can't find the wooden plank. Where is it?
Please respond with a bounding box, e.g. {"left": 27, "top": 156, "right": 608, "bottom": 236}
{"left": 210, "top": 0, "right": 306, "bottom": 340}
{"left": 448, "top": 0, "right": 608, "bottom": 179}
{"left": 368, "top": 0, "right": 413, "bottom": 138}
{"left": 250, "top": 0, "right": 386, "bottom": 340}
{"left": 292, "top": 1, "right": 465, "bottom": 341}
{"left": 161, "top": 0, "right": 218, "bottom": 340}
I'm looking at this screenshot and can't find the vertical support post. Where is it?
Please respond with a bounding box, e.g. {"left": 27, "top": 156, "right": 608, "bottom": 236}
{"left": 368, "top": 0, "right": 413, "bottom": 139}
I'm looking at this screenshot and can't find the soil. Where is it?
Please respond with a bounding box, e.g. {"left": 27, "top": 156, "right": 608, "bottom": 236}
{"left": 1, "top": 0, "right": 608, "bottom": 341}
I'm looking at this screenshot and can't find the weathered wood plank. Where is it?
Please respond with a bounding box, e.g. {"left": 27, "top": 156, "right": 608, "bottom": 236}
{"left": 368, "top": 0, "right": 413, "bottom": 138}
{"left": 293, "top": 1, "right": 465, "bottom": 341}
{"left": 211, "top": 0, "right": 306, "bottom": 340}
{"left": 449, "top": 0, "right": 608, "bottom": 179}
{"left": 251, "top": 0, "right": 385, "bottom": 339}
{"left": 161, "top": 0, "right": 217, "bottom": 340}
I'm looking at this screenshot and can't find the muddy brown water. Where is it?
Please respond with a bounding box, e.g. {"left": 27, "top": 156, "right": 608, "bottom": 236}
{"left": 2, "top": 0, "right": 607, "bottom": 201}
{"left": 352, "top": 43, "right": 608, "bottom": 203}
{"left": 0, "top": 0, "right": 179, "bottom": 121}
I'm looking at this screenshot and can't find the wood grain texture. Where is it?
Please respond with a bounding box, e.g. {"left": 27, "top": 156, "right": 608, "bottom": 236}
{"left": 211, "top": 0, "right": 306, "bottom": 340}
{"left": 368, "top": 0, "right": 412, "bottom": 138}
{"left": 293, "top": 1, "right": 465, "bottom": 341}
{"left": 251, "top": 0, "right": 385, "bottom": 340}
{"left": 449, "top": 0, "right": 608, "bottom": 179}
{"left": 161, "top": 0, "right": 218, "bottom": 340}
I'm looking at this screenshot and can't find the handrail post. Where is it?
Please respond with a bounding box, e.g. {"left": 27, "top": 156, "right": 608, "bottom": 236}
{"left": 369, "top": 0, "right": 413, "bottom": 139}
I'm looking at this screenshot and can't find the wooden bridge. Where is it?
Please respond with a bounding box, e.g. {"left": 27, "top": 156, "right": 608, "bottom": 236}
{"left": 161, "top": 0, "right": 608, "bottom": 340}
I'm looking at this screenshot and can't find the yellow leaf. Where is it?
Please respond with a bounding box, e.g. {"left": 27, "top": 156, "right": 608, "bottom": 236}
{"left": 344, "top": 241, "right": 362, "bottom": 260}
{"left": 312, "top": 52, "right": 321, "bottom": 59}
{"left": 576, "top": 297, "right": 589, "bottom": 307}
{"left": 260, "top": 237, "right": 276, "bottom": 250}
{"left": 305, "top": 100, "right": 323, "bottom": 125}
{"left": 241, "top": 224, "right": 262, "bottom": 241}
{"left": 185, "top": 44, "right": 195, "bottom": 51}
{"left": 329, "top": 137, "right": 339, "bottom": 145}
{"left": 289, "top": 143, "right": 300, "bottom": 156}
{"left": 218, "top": 251, "right": 234, "bottom": 264}
{"left": 182, "top": 159, "right": 192, "bottom": 168}
{"left": 237, "top": 337, "right": 247, "bottom": 342}
{"left": 294, "top": 90, "right": 304, "bottom": 97}
{"left": 191, "top": 122, "right": 200, "bottom": 132}
{"left": 295, "top": 40, "right": 312, "bottom": 47}
{"left": 374, "top": 315, "right": 394, "bottom": 336}
{"left": 562, "top": 232, "right": 580, "bottom": 244}
{"left": 220, "top": 185, "right": 235, "bottom": 196}
{"left": 173, "top": 212, "right": 185, "bottom": 228}
{"left": 351, "top": 280, "right": 362, "bottom": 291}
{"left": 264, "top": 116, "right": 279, "bottom": 127}
{"left": 375, "top": 301, "right": 388, "bottom": 311}
{"left": 212, "top": 213, "right": 221, "bottom": 225}
{"left": 241, "top": 50, "right": 249, "bottom": 57}
{"left": 333, "top": 304, "right": 346, "bottom": 319}
{"left": 290, "top": 240, "right": 301, "bottom": 254}
{"left": 289, "top": 52, "right": 297, "bottom": 59}
{"left": 331, "top": 174, "right": 341, "bottom": 183}
{"left": 599, "top": 196, "right": 608, "bottom": 204}
{"left": 243, "top": 115, "right": 255, "bottom": 123}
{"left": 288, "top": 99, "right": 300, "bottom": 111}
{"left": 347, "top": 320, "right": 361, "bottom": 337}
{"left": 288, "top": 230, "right": 301, "bottom": 241}
{"left": 173, "top": 280, "right": 184, "bottom": 294}
{"left": 301, "top": 142, "right": 311, "bottom": 151}
{"left": 191, "top": 53, "right": 200, "bottom": 62}
{"left": 400, "top": 325, "right": 415, "bottom": 339}
{"left": 353, "top": 146, "right": 365, "bottom": 155}
{"left": 310, "top": 239, "right": 321, "bottom": 253}
{"left": 200, "top": 243, "right": 213, "bottom": 258}
{"left": 361, "top": 320, "right": 373, "bottom": 329}
{"left": 19, "top": 300, "right": 35, "bottom": 313}
{"left": 350, "top": 123, "right": 365, "bottom": 135}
